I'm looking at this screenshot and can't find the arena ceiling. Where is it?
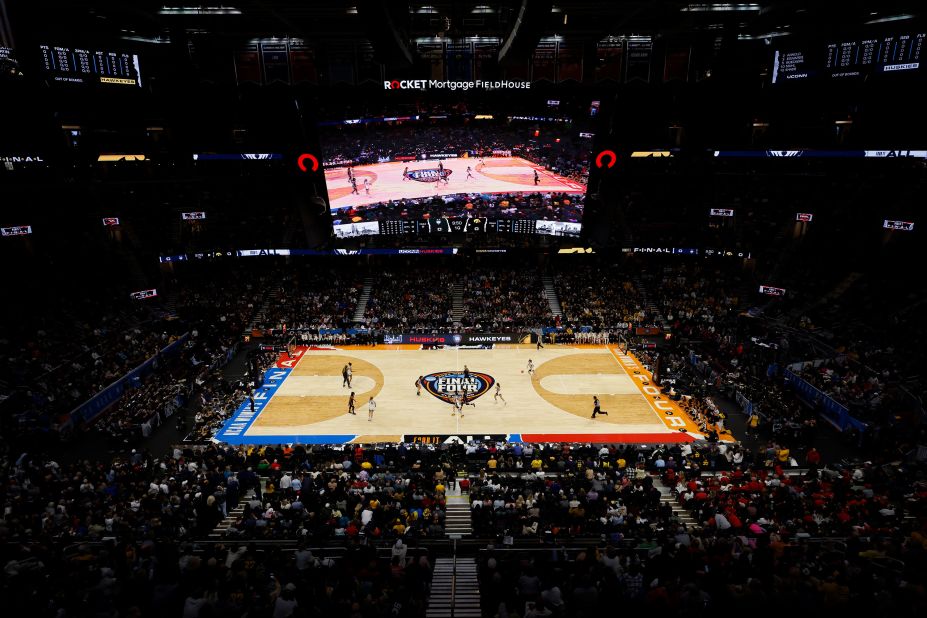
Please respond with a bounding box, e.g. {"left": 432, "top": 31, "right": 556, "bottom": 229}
{"left": 11, "top": 1, "right": 922, "bottom": 50}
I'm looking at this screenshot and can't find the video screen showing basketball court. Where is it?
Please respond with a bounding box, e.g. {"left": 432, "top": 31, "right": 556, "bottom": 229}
{"left": 215, "top": 344, "right": 734, "bottom": 445}
{"left": 318, "top": 101, "right": 593, "bottom": 238}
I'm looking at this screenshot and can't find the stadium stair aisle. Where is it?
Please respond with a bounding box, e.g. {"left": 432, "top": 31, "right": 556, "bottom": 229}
{"left": 207, "top": 483, "right": 258, "bottom": 540}
{"left": 353, "top": 276, "right": 373, "bottom": 322}
{"left": 426, "top": 557, "right": 481, "bottom": 618}
{"left": 655, "top": 478, "right": 697, "bottom": 527}
{"left": 249, "top": 284, "right": 284, "bottom": 332}
{"left": 444, "top": 492, "right": 473, "bottom": 538}
{"left": 632, "top": 275, "right": 666, "bottom": 329}
{"left": 541, "top": 274, "right": 562, "bottom": 318}
{"left": 451, "top": 282, "right": 464, "bottom": 325}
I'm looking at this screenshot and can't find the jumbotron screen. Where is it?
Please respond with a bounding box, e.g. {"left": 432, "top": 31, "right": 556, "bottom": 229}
{"left": 319, "top": 102, "right": 592, "bottom": 238}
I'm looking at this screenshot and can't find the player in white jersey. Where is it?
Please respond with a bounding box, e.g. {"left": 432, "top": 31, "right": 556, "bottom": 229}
{"left": 494, "top": 382, "right": 506, "bottom": 405}
{"left": 452, "top": 393, "right": 464, "bottom": 417}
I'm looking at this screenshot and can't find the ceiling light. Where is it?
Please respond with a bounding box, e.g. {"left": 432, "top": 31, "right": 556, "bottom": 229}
{"left": 864, "top": 14, "right": 914, "bottom": 24}
{"left": 681, "top": 3, "right": 761, "bottom": 12}
{"left": 159, "top": 6, "right": 241, "bottom": 15}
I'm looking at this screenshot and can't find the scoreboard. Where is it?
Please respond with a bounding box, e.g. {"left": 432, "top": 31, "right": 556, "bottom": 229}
{"left": 773, "top": 32, "right": 924, "bottom": 83}
{"left": 826, "top": 33, "right": 923, "bottom": 77}
{"left": 40, "top": 44, "right": 142, "bottom": 87}
{"left": 339, "top": 218, "right": 580, "bottom": 238}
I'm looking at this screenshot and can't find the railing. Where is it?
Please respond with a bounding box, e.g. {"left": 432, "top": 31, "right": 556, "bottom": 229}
{"left": 782, "top": 369, "right": 868, "bottom": 433}
{"left": 64, "top": 333, "right": 189, "bottom": 428}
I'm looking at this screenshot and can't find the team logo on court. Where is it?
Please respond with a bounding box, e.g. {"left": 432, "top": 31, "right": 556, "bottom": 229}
{"left": 422, "top": 371, "right": 495, "bottom": 404}
{"left": 405, "top": 168, "right": 453, "bottom": 183}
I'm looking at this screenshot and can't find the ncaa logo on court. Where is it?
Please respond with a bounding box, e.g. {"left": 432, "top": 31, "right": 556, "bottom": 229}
{"left": 422, "top": 371, "right": 495, "bottom": 404}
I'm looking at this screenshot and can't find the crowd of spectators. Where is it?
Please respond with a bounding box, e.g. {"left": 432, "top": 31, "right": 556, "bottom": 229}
{"left": 796, "top": 358, "right": 887, "bottom": 418}
{"left": 1, "top": 442, "right": 437, "bottom": 616}
{"left": 188, "top": 348, "right": 279, "bottom": 443}
{"left": 2, "top": 432, "right": 925, "bottom": 616}
{"left": 254, "top": 268, "right": 361, "bottom": 335}
{"left": 475, "top": 441, "right": 926, "bottom": 617}
{"left": 0, "top": 299, "right": 169, "bottom": 435}
{"left": 460, "top": 271, "right": 550, "bottom": 331}
{"left": 2, "top": 540, "right": 432, "bottom": 618}
{"left": 222, "top": 449, "right": 450, "bottom": 542}
{"left": 555, "top": 265, "right": 645, "bottom": 330}
{"left": 364, "top": 270, "right": 454, "bottom": 331}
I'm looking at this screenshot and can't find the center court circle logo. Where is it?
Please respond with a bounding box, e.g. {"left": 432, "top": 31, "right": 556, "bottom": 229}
{"left": 422, "top": 371, "right": 495, "bottom": 404}
{"left": 405, "top": 168, "right": 453, "bottom": 183}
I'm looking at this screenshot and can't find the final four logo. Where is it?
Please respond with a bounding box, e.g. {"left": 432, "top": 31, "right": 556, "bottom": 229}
{"left": 405, "top": 168, "right": 452, "bottom": 183}
{"left": 422, "top": 371, "right": 495, "bottom": 404}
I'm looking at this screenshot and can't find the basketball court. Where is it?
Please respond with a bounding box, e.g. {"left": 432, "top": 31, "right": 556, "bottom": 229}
{"left": 325, "top": 156, "right": 586, "bottom": 211}
{"left": 215, "top": 344, "right": 734, "bottom": 445}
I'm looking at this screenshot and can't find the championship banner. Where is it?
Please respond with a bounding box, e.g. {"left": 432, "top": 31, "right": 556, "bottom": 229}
{"left": 596, "top": 38, "right": 624, "bottom": 82}
{"left": 532, "top": 39, "right": 557, "bottom": 82}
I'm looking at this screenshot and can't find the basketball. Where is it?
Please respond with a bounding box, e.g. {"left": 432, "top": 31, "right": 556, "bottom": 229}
{"left": 521, "top": 370, "right": 525, "bottom": 373}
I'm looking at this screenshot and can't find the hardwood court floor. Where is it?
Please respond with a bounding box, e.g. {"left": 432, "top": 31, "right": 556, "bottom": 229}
{"left": 245, "top": 345, "right": 677, "bottom": 440}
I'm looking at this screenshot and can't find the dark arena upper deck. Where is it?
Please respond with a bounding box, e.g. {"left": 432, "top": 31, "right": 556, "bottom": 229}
{"left": 1, "top": 2, "right": 926, "bottom": 617}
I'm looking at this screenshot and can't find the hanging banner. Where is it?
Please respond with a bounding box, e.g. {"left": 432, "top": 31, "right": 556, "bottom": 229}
{"left": 532, "top": 40, "right": 557, "bottom": 82}
{"left": 446, "top": 42, "right": 473, "bottom": 81}
{"left": 289, "top": 43, "right": 317, "bottom": 83}
{"left": 663, "top": 46, "right": 691, "bottom": 82}
{"left": 473, "top": 41, "right": 499, "bottom": 80}
{"left": 327, "top": 43, "right": 356, "bottom": 85}
{"left": 356, "top": 41, "right": 381, "bottom": 84}
{"left": 418, "top": 41, "right": 445, "bottom": 80}
{"left": 557, "top": 41, "right": 583, "bottom": 82}
{"left": 595, "top": 39, "right": 624, "bottom": 82}
{"left": 626, "top": 38, "right": 652, "bottom": 82}
{"left": 261, "top": 42, "right": 289, "bottom": 84}
{"left": 234, "top": 44, "right": 261, "bottom": 84}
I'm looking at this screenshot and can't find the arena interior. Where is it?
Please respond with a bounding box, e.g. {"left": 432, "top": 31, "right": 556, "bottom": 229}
{"left": 2, "top": 2, "right": 927, "bottom": 617}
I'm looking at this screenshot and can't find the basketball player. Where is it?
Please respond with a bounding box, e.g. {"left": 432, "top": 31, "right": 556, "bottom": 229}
{"left": 526, "top": 359, "right": 535, "bottom": 376}
{"left": 591, "top": 395, "right": 609, "bottom": 418}
{"left": 533, "top": 170, "right": 540, "bottom": 185}
{"left": 452, "top": 393, "right": 464, "bottom": 417}
{"left": 347, "top": 392, "right": 356, "bottom": 415}
{"left": 347, "top": 166, "right": 354, "bottom": 182}
{"left": 462, "top": 388, "right": 475, "bottom": 408}
{"left": 463, "top": 365, "right": 470, "bottom": 380}
{"left": 415, "top": 376, "right": 424, "bottom": 396}
{"left": 367, "top": 396, "right": 377, "bottom": 421}
{"left": 342, "top": 362, "right": 353, "bottom": 388}
{"left": 466, "top": 166, "right": 474, "bottom": 180}
{"left": 536, "top": 335, "right": 544, "bottom": 350}
{"left": 350, "top": 176, "right": 359, "bottom": 195}
{"left": 494, "top": 382, "right": 506, "bottom": 405}
{"left": 363, "top": 178, "right": 371, "bottom": 195}
{"left": 402, "top": 166, "right": 409, "bottom": 181}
